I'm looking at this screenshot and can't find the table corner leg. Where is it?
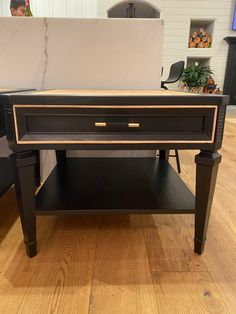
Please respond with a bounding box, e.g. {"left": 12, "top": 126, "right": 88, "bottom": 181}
{"left": 194, "top": 150, "right": 222, "bottom": 255}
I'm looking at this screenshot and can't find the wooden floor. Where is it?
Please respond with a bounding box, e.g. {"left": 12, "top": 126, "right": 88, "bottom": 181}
{"left": 0, "top": 117, "right": 236, "bottom": 314}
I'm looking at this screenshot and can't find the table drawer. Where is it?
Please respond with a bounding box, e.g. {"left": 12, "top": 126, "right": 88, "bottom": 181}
{"left": 13, "top": 105, "right": 218, "bottom": 144}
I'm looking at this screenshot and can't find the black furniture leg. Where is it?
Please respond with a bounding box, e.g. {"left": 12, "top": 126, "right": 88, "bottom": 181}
{"left": 159, "top": 150, "right": 170, "bottom": 161}
{"left": 161, "top": 84, "right": 168, "bottom": 90}
{"left": 11, "top": 151, "right": 37, "bottom": 257}
{"left": 158, "top": 150, "right": 181, "bottom": 173}
{"left": 56, "top": 150, "right": 67, "bottom": 166}
{"left": 175, "top": 150, "right": 181, "bottom": 173}
{"left": 34, "top": 150, "right": 41, "bottom": 187}
{"left": 194, "top": 151, "right": 221, "bottom": 254}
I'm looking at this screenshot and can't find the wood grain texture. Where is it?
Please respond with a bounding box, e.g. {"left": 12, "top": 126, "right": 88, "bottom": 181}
{"left": 180, "top": 119, "right": 236, "bottom": 313}
{"left": 152, "top": 272, "right": 228, "bottom": 314}
{"left": 16, "top": 216, "right": 101, "bottom": 314}
{"left": 141, "top": 214, "right": 206, "bottom": 272}
{"left": 32, "top": 89, "right": 195, "bottom": 96}
{"left": 88, "top": 215, "right": 159, "bottom": 314}
{"left": 0, "top": 188, "right": 18, "bottom": 243}
{"left": 0, "top": 117, "right": 235, "bottom": 313}
{"left": 0, "top": 89, "right": 17, "bottom": 93}
{"left": 0, "top": 215, "right": 56, "bottom": 313}
{"left": 0, "top": 89, "right": 32, "bottom": 94}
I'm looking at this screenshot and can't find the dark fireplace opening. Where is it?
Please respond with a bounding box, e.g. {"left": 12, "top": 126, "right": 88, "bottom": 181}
{"left": 223, "top": 37, "right": 236, "bottom": 105}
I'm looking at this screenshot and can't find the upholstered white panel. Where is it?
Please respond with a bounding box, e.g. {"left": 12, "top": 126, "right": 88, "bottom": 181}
{"left": 0, "top": 17, "right": 163, "bottom": 180}
{"left": 0, "top": 18, "right": 163, "bottom": 90}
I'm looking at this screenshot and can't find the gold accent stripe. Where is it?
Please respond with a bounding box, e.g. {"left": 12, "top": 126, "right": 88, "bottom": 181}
{"left": 14, "top": 104, "right": 217, "bottom": 109}
{"left": 16, "top": 139, "right": 216, "bottom": 144}
{"left": 13, "top": 106, "right": 20, "bottom": 144}
{"left": 212, "top": 105, "right": 218, "bottom": 143}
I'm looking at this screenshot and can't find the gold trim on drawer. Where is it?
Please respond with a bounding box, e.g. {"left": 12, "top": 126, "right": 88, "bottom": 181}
{"left": 14, "top": 104, "right": 218, "bottom": 109}
{"left": 13, "top": 104, "right": 218, "bottom": 145}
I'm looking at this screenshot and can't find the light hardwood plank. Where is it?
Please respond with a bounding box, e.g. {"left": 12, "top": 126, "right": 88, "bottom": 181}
{"left": 141, "top": 214, "right": 206, "bottom": 272}
{"left": 16, "top": 215, "right": 101, "bottom": 314}
{"left": 179, "top": 119, "right": 236, "bottom": 313}
{"left": 0, "top": 188, "right": 18, "bottom": 244}
{"left": 32, "top": 89, "right": 194, "bottom": 96}
{"left": 0, "top": 215, "right": 56, "bottom": 314}
{"left": 89, "top": 215, "right": 159, "bottom": 314}
{"left": 152, "top": 272, "right": 229, "bottom": 314}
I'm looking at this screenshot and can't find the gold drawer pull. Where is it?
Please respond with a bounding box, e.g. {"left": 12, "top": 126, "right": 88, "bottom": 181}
{"left": 95, "top": 122, "right": 140, "bottom": 128}
{"left": 128, "top": 123, "right": 140, "bottom": 128}
{"left": 95, "top": 122, "right": 107, "bottom": 127}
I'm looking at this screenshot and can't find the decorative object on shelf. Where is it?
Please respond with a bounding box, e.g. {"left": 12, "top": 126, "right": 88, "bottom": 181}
{"left": 203, "top": 78, "right": 216, "bottom": 93}
{"left": 203, "top": 78, "right": 220, "bottom": 94}
{"left": 212, "top": 88, "right": 222, "bottom": 95}
{"left": 180, "top": 62, "right": 213, "bottom": 92}
{"left": 189, "top": 28, "right": 212, "bottom": 48}
{"left": 126, "top": 3, "right": 136, "bottom": 18}
{"left": 203, "top": 80, "right": 222, "bottom": 94}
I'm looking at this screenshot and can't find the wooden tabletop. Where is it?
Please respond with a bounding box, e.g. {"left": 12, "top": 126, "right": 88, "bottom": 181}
{"left": 0, "top": 89, "right": 15, "bottom": 93}
{"left": 0, "top": 88, "right": 33, "bottom": 94}
{"left": 31, "top": 89, "right": 198, "bottom": 97}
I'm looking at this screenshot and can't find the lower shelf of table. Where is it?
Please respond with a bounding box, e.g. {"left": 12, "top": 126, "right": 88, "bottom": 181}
{"left": 36, "top": 158, "right": 195, "bottom": 215}
{"left": 0, "top": 157, "right": 14, "bottom": 197}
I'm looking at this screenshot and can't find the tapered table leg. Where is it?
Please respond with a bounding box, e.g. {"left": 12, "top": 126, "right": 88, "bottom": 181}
{"left": 159, "top": 150, "right": 170, "bottom": 161}
{"left": 56, "top": 150, "right": 67, "bottom": 166}
{"left": 194, "top": 151, "right": 221, "bottom": 254}
{"left": 11, "top": 151, "right": 37, "bottom": 257}
{"left": 34, "top": 150, "right": 41, "bottom": 187}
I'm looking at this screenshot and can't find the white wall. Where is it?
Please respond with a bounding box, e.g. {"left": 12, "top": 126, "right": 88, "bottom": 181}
{"left": 98, "top": 0, "right": 236, "bottom": 90}
{"left": 0, "top": 0, "right": 97, "bottom": 17}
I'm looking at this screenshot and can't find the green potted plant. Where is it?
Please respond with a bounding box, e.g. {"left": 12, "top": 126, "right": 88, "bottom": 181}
{"left": 180, "top": 62, "right": 214, "bottom": 93}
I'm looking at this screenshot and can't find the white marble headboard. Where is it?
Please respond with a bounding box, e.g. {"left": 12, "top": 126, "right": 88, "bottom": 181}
{"left": 0, "top": 17, "right": 163, "bottom": 90}
{"left": 0, "top": 17, "right": 164, "bottom": 181}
